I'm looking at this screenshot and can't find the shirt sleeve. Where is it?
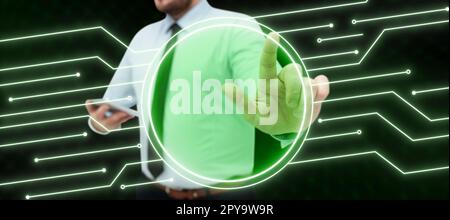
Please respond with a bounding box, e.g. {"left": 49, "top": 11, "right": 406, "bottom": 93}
{"left": 102, "top": 49, "right": 137, "bottom": 108}
{"left": 87, "top": 47, "right": 136, "bottom": 135}
{"left": 272, "top": 133, "right": 298, "bottom": 148}
{"left": 227, "top": 18, "right": 264, "bottom": 99}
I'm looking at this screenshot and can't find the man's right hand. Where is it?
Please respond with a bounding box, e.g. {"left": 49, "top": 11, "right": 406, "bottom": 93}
{"left": 85, "top": 100, "right": 134, "bottom": 134}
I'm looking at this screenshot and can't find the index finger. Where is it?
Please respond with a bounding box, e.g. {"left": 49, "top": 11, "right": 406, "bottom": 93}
{"left": 260, "top": 32, "right": 280, "bottom": 79}
{"left": 105, "top": 111, "right": 132, "bottom": 125}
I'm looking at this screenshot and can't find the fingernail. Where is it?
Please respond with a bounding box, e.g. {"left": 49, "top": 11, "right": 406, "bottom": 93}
{"left": 269, "top": 32, "right": 280, "bottom": 42}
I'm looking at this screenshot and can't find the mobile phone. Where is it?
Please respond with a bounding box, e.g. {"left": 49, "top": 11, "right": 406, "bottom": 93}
{"left": 90, "top": 99, "right": 139, "bottom": 118}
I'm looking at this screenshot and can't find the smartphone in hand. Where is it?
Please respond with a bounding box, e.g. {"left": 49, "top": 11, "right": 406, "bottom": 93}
{"left": 89, "top": 99, "right": 139, "bottom": 118}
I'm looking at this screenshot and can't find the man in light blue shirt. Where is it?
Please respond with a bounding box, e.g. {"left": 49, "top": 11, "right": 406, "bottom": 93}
{"left": 86, "top": 0, "right": 330, "bottom": 199}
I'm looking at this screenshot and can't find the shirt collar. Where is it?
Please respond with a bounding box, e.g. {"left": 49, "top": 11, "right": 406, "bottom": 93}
{"left": 161, "top": 0, "right": 212, "bottom": 33}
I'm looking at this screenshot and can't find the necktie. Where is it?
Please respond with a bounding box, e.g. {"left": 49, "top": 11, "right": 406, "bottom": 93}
{"left": 148, "top": 23, "right": 182, "bottom": 178}
{"left": 152, "top": 23, "right": 182, "bottom": 140}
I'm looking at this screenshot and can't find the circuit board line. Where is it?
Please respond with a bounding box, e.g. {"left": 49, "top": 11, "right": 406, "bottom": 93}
{"left": 0, "top": 132, "right": 88, "bottom": 149}
{"left": 311, "top": 69, "right": 410, "bottom": 86}
{"left": 316, "top": 91, "right": 449, "bottom": 122}
{"left": 278, "top": 23, "right": 334, "bottom": 34}
{"left": 253, "top": 0, "right": 369, "bottom": 19}
{"left": 352, "top": 7, "right": 449, "bottom": 24}
{"left": 412, "top": 86, "right": 449, "bottom": 95}
{"left": 0, "top": 168, "right": 106, "bottom": 187}
{"left": 289, "top": 151, "right": 449, "bottom": 175}
{"left": 9, "top": 81, "right": 143, "bottom": 102}
{"left": 34, "top": 144, "right": 141, "bottom": 163}
{"left": 25, "top": 159, "right": 163, "bottom": 199}
{"left": 0, "top": 73, "right": 80, "bottom": 88}
{"left": 317, "top": 33, "right": 364, "bottom": 43}
{"left": 318, "top": 112, "right": 449, "bottom": 141}
{"left": 308, "top": 20, "right": 449, "bottom": 72}
{"left": 0, "top": 97, "right": 131, "bottom": 119}
{"left": 305, "top": 130, "right": 362, "bottom": 141}
{"left": 303, "top": 50, "right": 359, "bottom": 61}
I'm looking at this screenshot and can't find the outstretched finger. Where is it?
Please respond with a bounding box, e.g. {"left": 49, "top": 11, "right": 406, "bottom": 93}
{"left": 260, "top": 32, "right": 280, "bottom": 80}
{"left": 105, "top": 111, "right": 131, "bottom": 125}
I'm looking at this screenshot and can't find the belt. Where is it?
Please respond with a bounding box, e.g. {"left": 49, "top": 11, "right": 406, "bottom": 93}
{"left": 156, "top": 184, "right": 225, "bottom": 200}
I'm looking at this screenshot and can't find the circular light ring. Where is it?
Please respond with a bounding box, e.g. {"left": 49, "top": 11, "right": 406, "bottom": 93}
{"left": 142, "top": 17, "right": 312, "bottom": 186}
{"left": 140, "top": 17, "right": 314, "bottom": 189}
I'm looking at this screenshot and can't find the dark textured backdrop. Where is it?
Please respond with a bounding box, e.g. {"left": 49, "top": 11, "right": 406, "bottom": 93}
{"left": 0, "top": 0, "right": 448, "bottom": 200}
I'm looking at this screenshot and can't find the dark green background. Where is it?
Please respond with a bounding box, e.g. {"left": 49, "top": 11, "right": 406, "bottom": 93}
{"left": 0, "top": 0, "right": 448, "bottom": 200}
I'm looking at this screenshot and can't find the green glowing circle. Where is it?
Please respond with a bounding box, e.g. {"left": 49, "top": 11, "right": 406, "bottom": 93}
{"left": 141, "top": 17, "right": 313, "bottom": 189}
